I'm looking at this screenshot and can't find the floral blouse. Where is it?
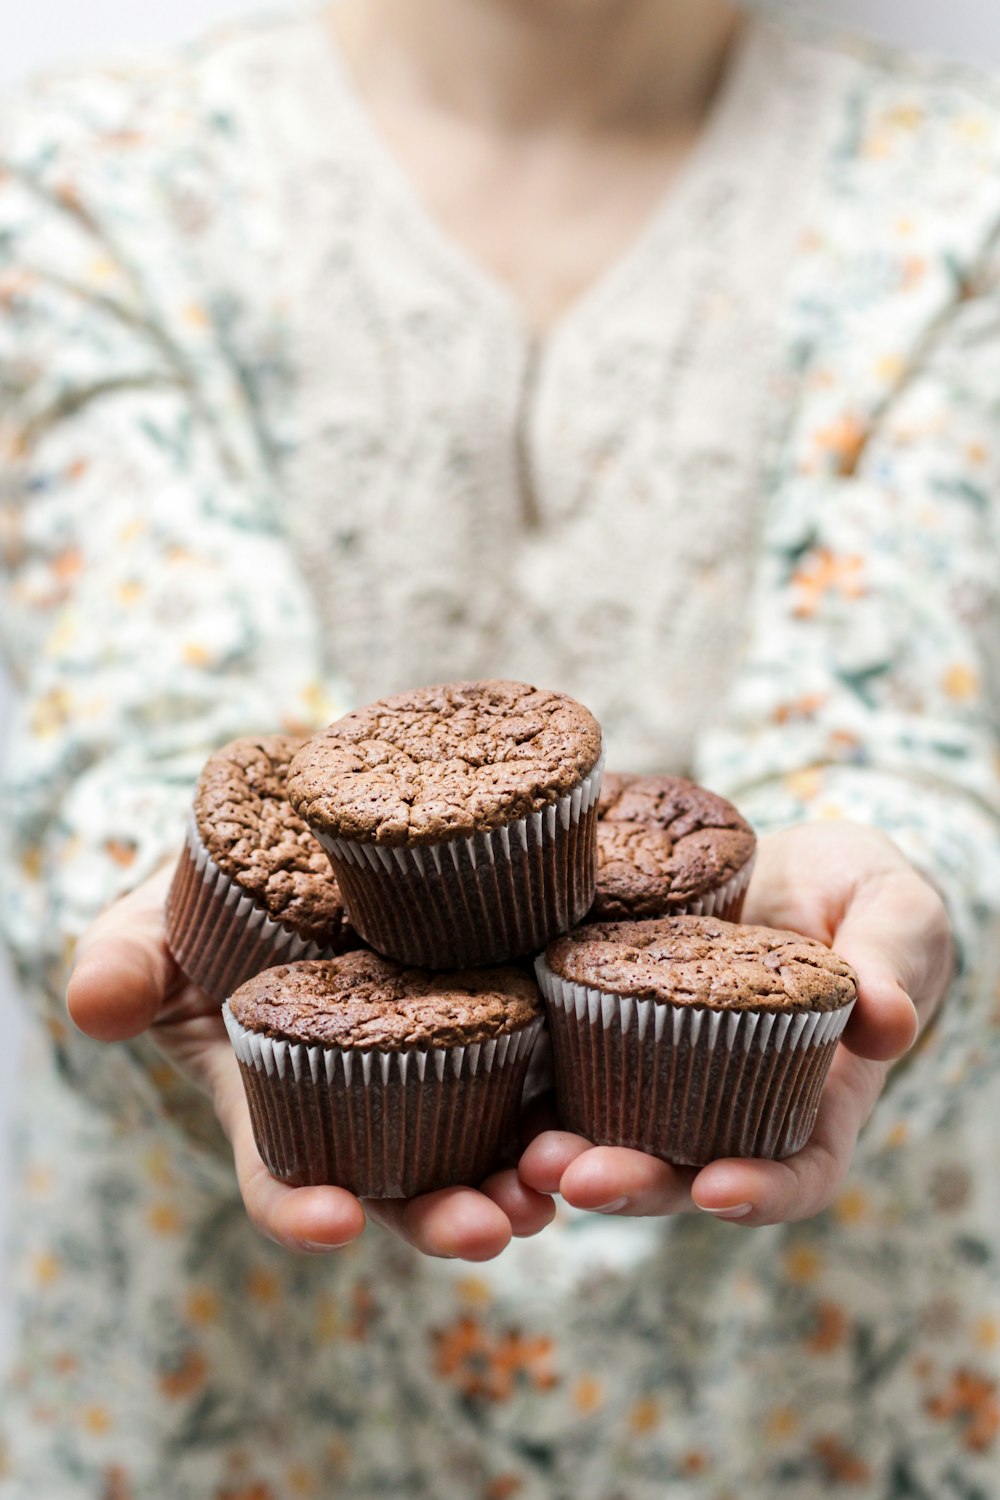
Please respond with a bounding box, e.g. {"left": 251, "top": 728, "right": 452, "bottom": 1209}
{"left": 1, "top": 8, "right": 999, "bottom": 1499}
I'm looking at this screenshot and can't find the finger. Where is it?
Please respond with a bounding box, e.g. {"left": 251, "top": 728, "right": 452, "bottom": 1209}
{"left": 838, "top": 961, "right": 917, "bottom": 1062}
{"left": 517, "top": 1130, "right": 596, "bottom": 1195}
{"left": 67, "top": 930, "right": 176, "bottom": 1041}
{"left": 366, "top": 1188, "right": 513, "bottom": 1261}
{"left": 692, "top": 1049, "right": 887, "bottom": 1226}
{"left": 558, "top": 1145, "right": 696, "bottom": 1217}
{"left": 833, "top": 872, "right": 949, "bottom": 1059}
{"left": 68, "top": 866, "right": 179, "bottom": 1041}
{"left": 479, "top": 1168, "right": 556, "bottom": 1238}
{"left": 212, "top": 1049, "right": 366, "bottom": 1252}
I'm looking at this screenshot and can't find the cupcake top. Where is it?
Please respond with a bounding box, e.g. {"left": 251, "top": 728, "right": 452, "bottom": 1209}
{"left": 544, "top": 916, "right": 856, "bottom": 1013}
{"left": 229, "top": 952, "right": 542, "bottom": 1050}
{"left": 287, "top": 680, "right": 603, "bottom": 846}
{"left": 593, "top": 773, "right": 756, "bottom": 919}
{"left": 194, "top": 735, "right": 355, "bottom": 947}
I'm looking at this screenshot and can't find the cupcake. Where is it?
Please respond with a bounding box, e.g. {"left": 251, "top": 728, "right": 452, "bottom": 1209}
{"left": 593, "top": 773, "right": 756, "bottom": 922}
{"left": 166, "top": 735, "right": 360, "bottom": 1003}
{"left": 536, "top": 915, "right": 856, "bottom": 1166}
{"left": 223, "top": 953, "right": 544, "bottom": 1196}
{"left": 287, "top": 680, "right": 605, "bottom": 968}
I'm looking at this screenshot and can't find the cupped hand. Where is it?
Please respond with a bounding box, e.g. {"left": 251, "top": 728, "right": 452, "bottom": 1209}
{"left": 66, "top": 865, "right": 554, "bottom": 1260}
{"left": 519, "top": 821, "right": 953, "bottom": 1227}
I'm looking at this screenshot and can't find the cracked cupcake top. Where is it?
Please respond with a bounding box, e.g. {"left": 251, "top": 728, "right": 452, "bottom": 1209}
{"left": 193, "top": 735, "right": 357, "bottom": 948}
{"left": 593, "top": 773, "right": 756, "bottom": 918}
{"left": 544, "top": 916, "right": 856, "bottom": 1013}
{"left": 287, "top": 680, "right": 603, "bottom": 846}
{"left": 229, "top": 953, "right": 543, "bottom": 1049}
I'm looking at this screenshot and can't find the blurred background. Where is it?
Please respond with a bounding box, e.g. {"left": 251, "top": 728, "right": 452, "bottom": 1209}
{"left": 1, "top": 0, "right": 999, "bottom": 89}
{"left": 1, "top": 0, "right": 998, "bottom": 1357}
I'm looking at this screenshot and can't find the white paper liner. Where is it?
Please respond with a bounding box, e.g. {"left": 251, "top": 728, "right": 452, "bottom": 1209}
{"left": 311, "top": 751, "right": 606, "bottom": 968}
{"left": 319, "top": 752, "right": 605, "bottom": 877}
{"left": 671, "top": 851, "right": 756, "bottom": 919}
{"left": 165, "top": 816, "right": 341, "bottom": 1002}
{"left": 223, "top": 1003, "right": 544, "bottom": 1195}
{"left": 535, "top": 955, "right": 854, "bottom": 1163}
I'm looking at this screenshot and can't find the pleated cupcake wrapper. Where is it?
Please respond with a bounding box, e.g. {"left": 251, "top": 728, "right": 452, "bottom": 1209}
{"left": 668, "top": 851, "right": 756, "bottom": 922}
{"left": 224, "top": 1003, "right": 544, "bottom": 1197}
{"left": 165, "top": 818, "right": 336, "bottom": 1004}
{"left": 313, "top": 752, "right": 606, "bottom": 968}
{"left": 535, "top": 958, "right": 854, "bottom": 1166}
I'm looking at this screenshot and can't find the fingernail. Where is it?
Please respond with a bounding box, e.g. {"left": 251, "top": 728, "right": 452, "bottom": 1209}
{"left": 592, "top": 1196, "right": 629, "bottom": 1214}
{"left": 699, "top": 1202, "right": 753, "bottom": 1220}
{"left": 300, "top": 1239, "right": 348, "bottom": 1253}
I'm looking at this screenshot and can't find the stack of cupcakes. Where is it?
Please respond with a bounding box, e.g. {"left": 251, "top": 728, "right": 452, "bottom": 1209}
{"left": 165, "top": 680, "right": 856, "bottom": 1197}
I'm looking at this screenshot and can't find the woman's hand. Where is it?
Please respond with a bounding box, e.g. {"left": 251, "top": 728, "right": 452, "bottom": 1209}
{"left": 518, "top": 821, "right": 953, "bottom": 1227}
{"left": 66, "top": 865, "right": 554, "bottom": 1260}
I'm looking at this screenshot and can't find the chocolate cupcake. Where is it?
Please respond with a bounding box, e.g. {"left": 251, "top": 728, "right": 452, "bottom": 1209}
{"left": 593, "top": 773, "right": 756, "bottom": 922}
{"left": 166, "top": 736, "right": 359, "bottom": 1003}
{"left": 536, "top": 916, "right": 856, "bottom": 1166}
{"left": 287, "top": 681, "right": 604, "bottom": 969}
{"left": 223, "top": 953, "right": 544, "bottom": 1196}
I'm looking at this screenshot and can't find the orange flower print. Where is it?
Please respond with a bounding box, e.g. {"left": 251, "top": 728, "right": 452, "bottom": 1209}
{"left": 571, "top": 1374, "right": 604, "bottom": 1416}
{"left": 185, "top": 1288, "right": 220, "bottom": 1328}
{"left": 805, "top": 1301, "right": 849, "bottom": 1354}
{"left": 942, "top": 663, "right": 980, "bottom": 702}
{"left": 51, "top": 546, "right": 83, "bottom": 582}
{"left": 216, "top": 1486, "right": 275, "bottom": 1500}
{"left": 147, "top": 1202, "right": 183, "bottom": 1236}
{"left": 102, "top": 1466, "right": 133, "bottom": 1500}
{"left": 900, "top": 256, "right": 927, "bottom": 290}
{"left": 347, "top": 1282, "right": 376, "bottom": 1342}
{"left": 483, "top": 1477, "right": 522, "bottom": 1500}
{"left": 104, "top": 838, "right": 138, "bottom": 869}
{"left": 82, "top": 1404, "right": 112, "bottom": 1435}
{"left": 30, "top": 687, "right": 73, "bottom": 738}
{"left": 792, "top": 548, "right": 865, "bottom": 618}
{"left": 773, "top": 692, "right": 827, "bottom": 725}
{"left": 926, "top": 1369, "right": 1000, "bottom": 1452}
{"left": 344, "top": 1278, "right": 379, "bottom": 1338}
{"left": 32, "top": 1251, "right": 62, "bottom": 1288}
{"left": 812, "top": 1434, "right": 872, "bottom": 1484}
{"left": 974, "top": 1316, "right": 999, "bottom": 1352}
{"left": 432, "top": 1315, "right": 500, "bottom": 1391}
{"left": 628, "top": 1397, "right": 661, "bottom": 1435}
{"left": 432, "top": 1316, "right": 556, "bottom": 1403}
{"left": 783, "top": 1243, "right": 823, "bottom": 1286}
{"left": 813, "top": 414, "right": 869, "bottom": 476}
{"left": 158, "top": 1349, "right": 208, "bottom": 1401}
{"left": 245, "top": 1267, "right": 281, "bottom": 1306}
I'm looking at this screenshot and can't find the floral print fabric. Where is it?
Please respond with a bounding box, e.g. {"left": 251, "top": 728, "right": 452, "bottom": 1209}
{"left": 1, "top": 10, "right": 999, "bottom": 1498}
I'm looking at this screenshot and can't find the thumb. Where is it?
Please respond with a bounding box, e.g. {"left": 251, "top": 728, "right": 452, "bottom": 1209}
{"left": 67, "top": 870, "right": 178, "bottom": 1042}
{"left": 68, "top": 934, "right": 173, "bottom": 1041}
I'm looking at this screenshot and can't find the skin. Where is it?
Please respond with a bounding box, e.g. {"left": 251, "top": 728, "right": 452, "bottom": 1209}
{"left": 330, "top": 0, "right": 743, "bottom": 331}
{"left": 65, "top": 1, "right": 955, "bottom": 1256}
{"left": 67, "top": 822, "right": 952, "bottom": 1257}
{"left": 520, "top": 822, "right": 952, "bottom": 1227}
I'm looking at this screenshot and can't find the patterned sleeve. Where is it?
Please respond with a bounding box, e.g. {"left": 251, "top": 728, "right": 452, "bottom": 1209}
{"left": 0, "top": 77, "right": 343, "bottom": 1016}
{"left": 697, "top": 237, "right": 1000, "bottom": 1127}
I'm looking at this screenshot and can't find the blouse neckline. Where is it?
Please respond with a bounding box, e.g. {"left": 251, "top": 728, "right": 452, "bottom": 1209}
{"left": 310, "top": 7, "right": 776, "bottom": 347}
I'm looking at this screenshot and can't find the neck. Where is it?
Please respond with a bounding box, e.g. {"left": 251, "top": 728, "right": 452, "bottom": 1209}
{"left": 331, "top": 0, "right": 744, "bottom": 136}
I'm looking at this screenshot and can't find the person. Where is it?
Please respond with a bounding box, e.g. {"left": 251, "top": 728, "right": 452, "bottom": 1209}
{"left": 0, "top": 0, "right": 998, "bottom": 1494}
